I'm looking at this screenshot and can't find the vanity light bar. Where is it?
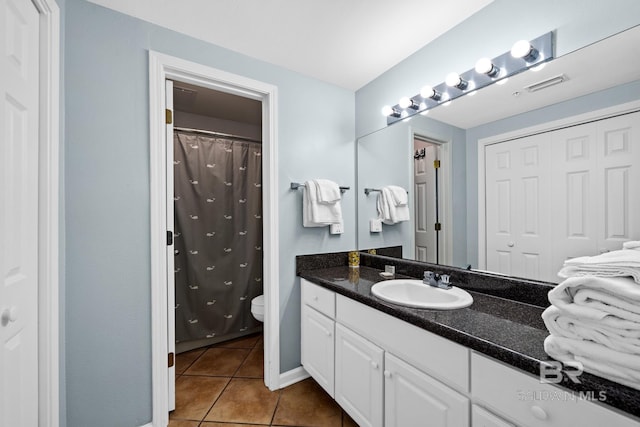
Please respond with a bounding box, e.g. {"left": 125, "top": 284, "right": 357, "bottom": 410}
{"left": 383, "top": 32, "right": 555, "bottom": 125}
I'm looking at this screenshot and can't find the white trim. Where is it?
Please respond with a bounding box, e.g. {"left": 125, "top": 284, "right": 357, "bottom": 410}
{"left": 408, "top": 125, "right": 453, "bottom": 265}
{"left": 31, "top": 0, "right": 60, "bottom": 425}
{"left": 476, "top": 100, "right": 640, "bottom": 270}
{"left": 149, "top": 51, "right": 280, "bottom": 427}
{"left": 278, "top": 366, "right": 310, "bottom": 389}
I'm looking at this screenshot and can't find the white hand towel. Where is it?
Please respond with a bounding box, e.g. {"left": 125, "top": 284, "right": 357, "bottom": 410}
{"left": 558, "top": 248, "right": 640, "bottom": 283}
{"left": 542, "top": 306, "right": 640, "bottom": 354}
{"left": 313, "top": 179, "right": 341, "bottom": 204}
{"left": 387, "top": 185, "right": 408, "bottom": 206}
{"left": 376, "top": 187, "right": 410, "bottom": 225}
{"left": 302, "top": 180, "right": 342, "bottom": 227}
{"left": 548, "top": 276, "right": 640, "bottom": 324}
{"left": 544, "top": 335, "right": 640, "bottom": 391}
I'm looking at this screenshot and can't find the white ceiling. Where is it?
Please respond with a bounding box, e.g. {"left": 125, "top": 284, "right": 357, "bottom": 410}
{"left": 86, "top": 0, "right": 494, "bottom": 90}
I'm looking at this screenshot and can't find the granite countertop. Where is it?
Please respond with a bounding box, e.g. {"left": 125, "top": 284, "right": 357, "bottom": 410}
{"left": 298, "top": 262, "right": 640, "bottom": 419}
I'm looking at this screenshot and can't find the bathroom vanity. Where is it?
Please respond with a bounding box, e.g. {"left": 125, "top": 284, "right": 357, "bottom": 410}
{"left": 297, "top": 252, "right": 640, "bottom": 427}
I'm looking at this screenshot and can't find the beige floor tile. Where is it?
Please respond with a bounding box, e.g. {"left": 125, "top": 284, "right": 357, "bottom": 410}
{"left": 272, "top": 378, "right": 342, "bottom": 427}
{"left": 175, "top": 348, "right": 206, "bottom": 375}
{"left": 343, "top": 410, "right": 359, "bottom": 427}
{"left": 170, "top": 375, "right": 229, "bottom": 421}
{"left": 168, "top": 420, "right": 200, "bottom": 427}
{"left": 214, "top": 333, "right": 262, "bottom": 349}
{"left": 235, "top": 346, "right": 264, "bottom": 378}
{"left": 184, "top": 347, "right": 249, "bottom": 376}
{"left": 204, "top": 378, "right": 279, "bottom": 424}
{"left": 200, "top": 423, "right": 267, "bottom": 427}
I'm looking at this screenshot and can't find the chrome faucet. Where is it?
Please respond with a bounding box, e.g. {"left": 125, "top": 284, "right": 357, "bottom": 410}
{"left": 423, "top": 271, "right": 452, "bottom": 289}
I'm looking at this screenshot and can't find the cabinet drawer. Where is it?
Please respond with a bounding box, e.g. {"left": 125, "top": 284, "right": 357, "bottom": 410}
{"left": 337, "top": 294, "right": 469, "bottom": 393}
{"left": 471, "top": 352, "right": 640, "bottom": 427}
{"left": 472, "top": 404, "right": 515, "bottom": 427}
{"left": 301, "top": 278, "right": 336, "bottom": 319}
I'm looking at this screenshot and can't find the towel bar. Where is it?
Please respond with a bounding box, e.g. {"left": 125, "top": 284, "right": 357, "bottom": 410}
{"left": 364, "top": 187, "right": 408, "bottom": 196}
{"left": 290, "top": 182, "right": 350, "bottom": 193}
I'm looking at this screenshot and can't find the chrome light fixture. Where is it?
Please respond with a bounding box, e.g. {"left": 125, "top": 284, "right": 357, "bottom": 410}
{"left": 382, "top": 32, "right": 554, "bottom": 124}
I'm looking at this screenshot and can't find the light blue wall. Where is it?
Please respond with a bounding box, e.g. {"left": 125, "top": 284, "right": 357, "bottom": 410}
{"left": 357, "top": 115, "right": 467, "bottom": 267}
{"left": 63, "top": 0, "right": 354, "bottom": 425}
{"left": 355, "top": 0, "right": 640, "bottom": 138}
{"left": 465, "top": 79, "right": 640, "bottom": 266}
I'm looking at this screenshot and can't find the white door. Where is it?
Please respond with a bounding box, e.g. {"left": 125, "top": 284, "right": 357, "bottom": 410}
{"left": 485, "top": 133, "right": 552, "bottom": 281}
{"left": 0, "top": 0, "right": 40, "bottom": 425}
{"left": 550, "top": 123, "right": 599, "bottom": 274}
{"left": 385, "top": 353, "right": 469, "bottom": 427}
{"left": 334, "top": 324, "right": 383, "bottom": 427}
{"left": 301, "top": 305, "right": 335, "bottom": 397}
{"left": 414, "top": 140, "right": 439, "bottom": 263}
{"left": 165, "top": 80, "right": 176, "bottom": 411}
{"left": 595, "top": 112, "right": 640, "bottom": 253}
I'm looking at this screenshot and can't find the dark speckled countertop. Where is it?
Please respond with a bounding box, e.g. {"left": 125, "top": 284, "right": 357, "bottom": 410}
{"left": 297, "top": 252, "right": 640, "bottom": 419}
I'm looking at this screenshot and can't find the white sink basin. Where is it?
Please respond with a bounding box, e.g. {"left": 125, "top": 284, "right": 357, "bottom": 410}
{"left": 371, "top": 279, "right": 473, "bottom": 310}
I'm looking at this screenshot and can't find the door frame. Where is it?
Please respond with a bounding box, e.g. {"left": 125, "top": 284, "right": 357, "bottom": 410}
{"left": 148, "top": 51, "right": 279, "bottom": 426}
{"left": 476, "top": 99, "right": 640, "bottom": 271}
{"left": 31, "top": 0, "right": 61, "bottom": 425}
{"left": 408, "top": 126, "right": 453, "bottom": 265}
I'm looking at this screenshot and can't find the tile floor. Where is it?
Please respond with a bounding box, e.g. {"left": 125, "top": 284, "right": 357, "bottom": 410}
{"left": 170, "top": 332, "right": 358, "bottom": 427}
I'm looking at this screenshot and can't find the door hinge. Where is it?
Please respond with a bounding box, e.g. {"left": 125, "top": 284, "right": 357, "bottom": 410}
{"left": 433, "top": 160, "right": 441, "bottom": 169}
{"left": 165, "top": 109, "right": 173, "bottom": 124}
{"left": 168, "top": 352, "right": 175, "bottom": 368}
{"left": 167, "top": 230, "right": 173, "bottom": 246}
{"left": 434, "top": 222, "right": 442, "bottom": 231}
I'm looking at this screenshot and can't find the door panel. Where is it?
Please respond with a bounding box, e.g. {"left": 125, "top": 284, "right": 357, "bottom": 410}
{"left": 0, "top": 0, "right": 40, "bottom": 425}
{"left": 165, "top": 79, "right": 176, "bottom": 411}
{"left": 414, "top": 140, "right": 439, "bottom": 263}
{"left": 485, "top": 133, "right": 552, "bottom": 281}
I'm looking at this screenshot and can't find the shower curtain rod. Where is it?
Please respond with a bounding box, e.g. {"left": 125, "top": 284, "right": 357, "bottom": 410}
{"left": 174, "top": 126, "right": 262, "bottom": 143}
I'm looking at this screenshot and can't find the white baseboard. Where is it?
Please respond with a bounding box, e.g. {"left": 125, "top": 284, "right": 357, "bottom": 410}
{"left": 279, "top": 366, "right": 310, "bottom": 388}
{"left": 138, "top": 423, "right": 153, "bottom": 427}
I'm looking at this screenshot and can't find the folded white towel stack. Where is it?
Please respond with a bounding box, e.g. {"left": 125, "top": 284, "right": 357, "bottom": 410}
{"left": 558, "top": 246, "right": 640, "bottom": 284}
{"left": 302, "top": 179, "right": 343, "bottom": 228}
{"left": 376, "top": 185, "right": 409, "bottom": 225}
{"left": 542, "top": 241, "right": 640, "bottom": 390}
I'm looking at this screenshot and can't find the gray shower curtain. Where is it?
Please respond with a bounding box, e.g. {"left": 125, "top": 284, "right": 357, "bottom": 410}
{"left": 173, "top": 130, "right": 263, "bottom": 343}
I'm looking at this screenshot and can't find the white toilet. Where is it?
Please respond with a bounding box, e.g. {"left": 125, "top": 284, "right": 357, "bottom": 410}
{"left": 251, "top": 295, "right": 264, "bottom": 322}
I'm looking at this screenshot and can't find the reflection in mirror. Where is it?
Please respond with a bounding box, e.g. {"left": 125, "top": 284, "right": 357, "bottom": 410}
{"left": 357, "top": 25, "right": 640, "bottom": 283}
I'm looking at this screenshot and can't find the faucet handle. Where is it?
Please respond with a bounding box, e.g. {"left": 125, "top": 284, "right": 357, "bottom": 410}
{"left": 424, "top": 271, "right": 434, "bottom": 279}
{"left": 440, "top": 274, "right": 450, "bottom": 285}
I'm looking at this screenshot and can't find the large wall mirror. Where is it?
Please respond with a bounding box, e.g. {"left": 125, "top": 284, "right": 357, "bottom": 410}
{"left": 356, "top": 24, "right": 640, "bottom": 283}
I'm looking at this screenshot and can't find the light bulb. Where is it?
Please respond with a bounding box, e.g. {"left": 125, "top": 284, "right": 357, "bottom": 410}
{"left": 475, "top": 58, "right": 500, "bottom": 77}
{"left": 399, "top": 97, "right": 412, "bottom": 109}
{"left": 445, "top": 72, "right": 461, "bottom": 87}
{"left": 420, "top": 86, "right": 441, "bottom": 101}
{"left": 446, "top": 72, "right": 468, "bottom": 90}
{"left": 511, "top": 40, "right": 538, "bottom": 60}
{"left": 381, "top": 105, "right": 394, "bottom": 116}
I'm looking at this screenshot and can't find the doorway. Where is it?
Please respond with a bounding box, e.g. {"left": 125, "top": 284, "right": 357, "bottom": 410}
{"left": 149, "top": 52, "right": 279, "bottom": 426}
{"left": 413, "top": 137, "right": 442, "bottom": 264}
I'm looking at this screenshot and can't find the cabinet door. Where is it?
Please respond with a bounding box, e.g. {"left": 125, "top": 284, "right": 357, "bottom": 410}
{"left": 472, "top": 404, "right": 515, "bottom": 427}
{"left": 385, "top": 353, "right": 469, "bottom": 427}
{"left": 301, "top": 305, "right": 335, "bottom": 397}
{"left": 335, "top": 324, "right": 384, "bottom": 427}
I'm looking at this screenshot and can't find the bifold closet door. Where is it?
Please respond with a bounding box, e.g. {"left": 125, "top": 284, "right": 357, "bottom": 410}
{"left": 486, "top": 110, "right": 640, "bottom": 283}
{"left": 484, "top": 133, "right": 552, "bottom": 282}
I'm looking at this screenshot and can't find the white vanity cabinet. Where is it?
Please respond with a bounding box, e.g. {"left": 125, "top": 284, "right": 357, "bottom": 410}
{"left": 335, "top": 323, "right": 384, "bottom": 427}
{"left": 471, "top": 352, "right": 640, "bottom": 427}
{"left": 385, "top": 352, "right": 469, "bottom": 427}
{"left": 300, "top": 279, "right": 640, "bottom": 427}
{"left": 301, "top": 279, "right": 336, "bottom": 397}
{"left": 472, "top": 404, "right": 515, "bottom": 427}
